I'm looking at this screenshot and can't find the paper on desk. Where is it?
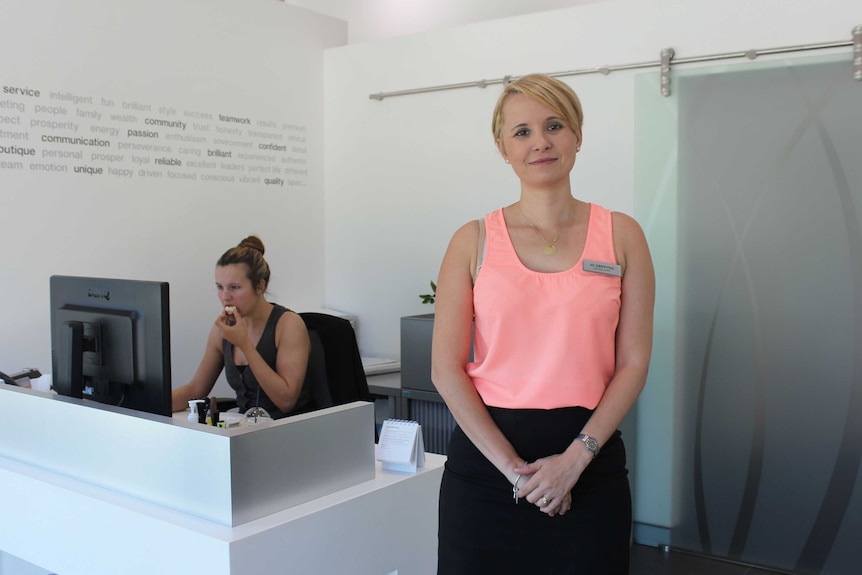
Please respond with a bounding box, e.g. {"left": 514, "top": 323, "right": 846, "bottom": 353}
{"left": 362, "top": 357, "right": 400, "bottom": 375}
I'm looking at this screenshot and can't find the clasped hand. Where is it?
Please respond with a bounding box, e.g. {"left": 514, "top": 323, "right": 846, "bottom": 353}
{"left": 513, "top": 451, "right": 588, "bottom": 517}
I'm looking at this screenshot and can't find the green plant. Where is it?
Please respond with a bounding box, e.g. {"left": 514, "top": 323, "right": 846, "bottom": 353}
{"left": 419, "top": 280, "right": 436, "bottom": 304}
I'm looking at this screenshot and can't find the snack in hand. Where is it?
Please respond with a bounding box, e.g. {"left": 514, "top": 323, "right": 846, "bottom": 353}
{"left": 224, "top": 305, "right": 237, "bottom": 325}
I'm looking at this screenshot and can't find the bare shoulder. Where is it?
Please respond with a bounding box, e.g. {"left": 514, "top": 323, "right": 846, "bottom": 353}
{"left": 273, "top": 310, "right": 310, "bottom": 359}
{"left": 611, "top": 211, "right": 645, "bottom": 240}
{"left": 437, "top": 220, "right": 486, "bottom": 296}
{"left": 277, "top": 308, "right": 309, "bottom": 336}
{"left": 450, "top": 219, "right": 481, "bottom": 250}
{"left": 611, "top": 211, "right": 651, "bottom": 274}
{"left": 441, "top": 219, "right": 483, "bottom": 280}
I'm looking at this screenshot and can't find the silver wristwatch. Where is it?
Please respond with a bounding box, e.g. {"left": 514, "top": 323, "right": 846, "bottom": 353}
{"left": 576, "top": 433, "right": 600, "bottom": 458}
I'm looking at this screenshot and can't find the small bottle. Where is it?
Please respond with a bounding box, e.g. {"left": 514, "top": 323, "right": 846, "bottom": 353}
{"left": 206, "top": 397, "right": 219, "bottom": 426}
{"left": 196, "top": 400, "right": 208, "bottom": 424}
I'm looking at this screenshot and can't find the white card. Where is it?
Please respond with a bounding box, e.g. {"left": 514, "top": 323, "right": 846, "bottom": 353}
{"left": 377, "top": 419, "right": 426, "bottom": 473}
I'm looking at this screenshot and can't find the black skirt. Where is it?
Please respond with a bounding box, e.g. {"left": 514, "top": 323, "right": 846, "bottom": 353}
{"left": 438, "top": 406, "right": 631, "bottom": 575}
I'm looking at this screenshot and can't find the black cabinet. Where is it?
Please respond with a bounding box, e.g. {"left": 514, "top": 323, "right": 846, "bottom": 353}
{"left": 400, "top": 314, "right": 456, "bottom": 454}
{"left": 400, "top": 314, "right": 436, "bottom": 392}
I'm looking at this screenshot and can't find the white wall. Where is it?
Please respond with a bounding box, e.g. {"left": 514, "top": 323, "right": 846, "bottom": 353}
{"left": 323, "top": 0, "right": 862, "bottom": 531}
{"left": 287, "top": 0, "right": 605, "bottom": 44}
{"left": 0, "top": 0, "right": 345, "bottom": 397}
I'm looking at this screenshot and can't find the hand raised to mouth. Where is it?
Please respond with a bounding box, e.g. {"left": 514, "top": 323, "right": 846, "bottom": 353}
{"left": 224, "top": 305, "right": 237, "bottom": 326}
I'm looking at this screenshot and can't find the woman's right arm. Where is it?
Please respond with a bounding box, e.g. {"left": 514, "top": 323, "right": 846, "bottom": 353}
{"left": 431, "top": 221, "right": 525, "bottom": 486}
{"left": 171, "top": 325, "right": 225, "bottom": 412}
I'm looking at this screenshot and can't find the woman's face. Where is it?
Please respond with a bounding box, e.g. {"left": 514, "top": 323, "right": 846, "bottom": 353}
{"left": 496, "top": 93, "right": 581, "bottom": 188}
{"left": 215, "top": 264, "right": 262, "bottom": 314}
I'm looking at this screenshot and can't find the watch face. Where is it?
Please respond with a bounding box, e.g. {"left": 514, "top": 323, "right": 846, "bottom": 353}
{"left": 579, "top": 434, "right": 599, "bottom": 455}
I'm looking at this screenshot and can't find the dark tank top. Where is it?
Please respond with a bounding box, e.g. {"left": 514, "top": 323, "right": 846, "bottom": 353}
{"left": 223, "top": 303, "right": 313, "bottom": 419}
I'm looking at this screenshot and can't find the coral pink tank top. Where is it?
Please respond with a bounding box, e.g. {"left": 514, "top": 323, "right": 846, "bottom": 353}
{"left": 467, "top": 204, "right": 621, "bottom": 410}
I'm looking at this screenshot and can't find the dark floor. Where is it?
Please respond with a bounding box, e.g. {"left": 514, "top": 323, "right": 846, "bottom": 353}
{"left": 630, "top": 544, "right": 794, "bottom": 575}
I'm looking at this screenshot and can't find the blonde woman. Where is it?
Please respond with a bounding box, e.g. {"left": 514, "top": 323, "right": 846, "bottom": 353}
{"left": 432, "top": 74, "right": 655, "bottom": 573}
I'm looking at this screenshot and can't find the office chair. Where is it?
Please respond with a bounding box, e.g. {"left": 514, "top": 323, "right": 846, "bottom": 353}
{"left": 299, "top": 312, "right": 371, "bottom": 406}
{"left": 305, "top": 328, "right": 333, "bottom": 409}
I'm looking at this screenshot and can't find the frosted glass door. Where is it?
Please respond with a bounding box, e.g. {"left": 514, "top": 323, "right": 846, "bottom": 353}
{"left": 639, "top": 56, "right": 862, "bottom": 574}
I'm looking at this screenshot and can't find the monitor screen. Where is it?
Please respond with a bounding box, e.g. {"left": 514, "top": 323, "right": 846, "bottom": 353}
{"left": 50, "top": 275, "right": 172, "bottom": 417}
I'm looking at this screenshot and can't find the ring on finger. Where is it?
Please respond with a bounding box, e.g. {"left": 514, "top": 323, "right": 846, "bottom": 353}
{"left": 539, "top": 496, "right": 549, "bottom": 506}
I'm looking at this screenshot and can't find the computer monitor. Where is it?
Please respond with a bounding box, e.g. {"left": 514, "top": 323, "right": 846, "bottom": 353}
{"left": 50, "top": 275, "right": 172, "bottom": 417}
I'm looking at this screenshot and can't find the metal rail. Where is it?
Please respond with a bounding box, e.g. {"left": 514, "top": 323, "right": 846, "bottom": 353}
{"left": 369, "top": 26, "right": 861, "bottom": 100}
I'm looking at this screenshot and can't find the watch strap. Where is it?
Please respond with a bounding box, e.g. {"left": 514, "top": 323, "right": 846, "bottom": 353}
{"left": 576, "top": 433, "right": 600, "bottom": 458}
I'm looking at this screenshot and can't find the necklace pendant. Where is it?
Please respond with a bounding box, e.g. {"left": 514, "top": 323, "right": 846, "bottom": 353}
{"left": 543, "top": 245, "right": 557, "bottom": 255}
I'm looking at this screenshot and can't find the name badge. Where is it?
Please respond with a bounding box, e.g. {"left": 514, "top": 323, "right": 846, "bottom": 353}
{"left": 583, "top": 259, "right": 621, "bottom": 277}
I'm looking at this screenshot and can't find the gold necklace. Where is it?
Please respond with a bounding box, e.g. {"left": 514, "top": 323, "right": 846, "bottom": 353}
{"left": 519, "top": 205, "right": 560, "bottom": 255}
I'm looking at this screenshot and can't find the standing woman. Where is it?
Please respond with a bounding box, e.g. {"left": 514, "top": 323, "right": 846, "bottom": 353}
{"left": 172, "top": 236, "right": 313, "bottom": 419}
{"left": 432, "top": 74, "right": 655, "bottom": 573}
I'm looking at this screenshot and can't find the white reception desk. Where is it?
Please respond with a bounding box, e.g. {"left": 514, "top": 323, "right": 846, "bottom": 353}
{"left": 0, "top": 384, "right": 445, "bottom": 575}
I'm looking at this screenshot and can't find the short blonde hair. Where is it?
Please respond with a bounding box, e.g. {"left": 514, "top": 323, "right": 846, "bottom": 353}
{"left": 491, "top": 74, "right": 584, "bottom": 142}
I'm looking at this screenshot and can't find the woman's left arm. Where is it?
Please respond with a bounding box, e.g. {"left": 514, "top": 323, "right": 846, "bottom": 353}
{"left": 516, "top": 212, "right": 655, "bottom": 513}
{"left": 577, "top": 212, "right": 655, "bottom": 449}
{"left": 237, "top": 310, "right": 310, "bottom": 413}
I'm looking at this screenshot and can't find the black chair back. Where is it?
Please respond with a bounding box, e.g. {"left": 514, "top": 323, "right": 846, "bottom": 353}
{"left": 305, "top": 328, "right": 333, "bottom": 409}
{"left": 299, "top": 312, "right": 370, "bottom": 406}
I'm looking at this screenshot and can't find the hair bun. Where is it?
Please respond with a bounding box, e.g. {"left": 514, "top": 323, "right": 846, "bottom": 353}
{"left": 238, "top": 235, "right": 265, "bottom": 255}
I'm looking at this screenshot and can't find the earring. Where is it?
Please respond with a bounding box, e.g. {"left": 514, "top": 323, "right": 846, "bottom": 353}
{"left": 505, "top": 158, "right": 510, "bottom": 164}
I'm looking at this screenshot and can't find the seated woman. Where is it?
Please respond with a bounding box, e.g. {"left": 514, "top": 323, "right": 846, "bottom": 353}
{"left": 172, "top": 236, "right": 313, "bottom": 419}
